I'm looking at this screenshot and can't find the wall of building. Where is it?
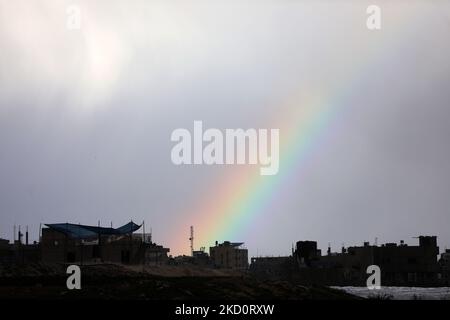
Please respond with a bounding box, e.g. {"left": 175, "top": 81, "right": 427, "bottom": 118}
{"left": 40, "top": 228, "right": 169, "bottom": 265}
{"left": 209, "top": 242, "right": 248, "bottom": 270}
{"left": 250, "top": 256, "right": 293, "bottom": 279}
{"left": 291, "top": 237, "right": 441, "bottom": 286}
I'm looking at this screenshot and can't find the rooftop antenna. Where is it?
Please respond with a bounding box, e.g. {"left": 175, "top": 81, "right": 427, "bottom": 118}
{"left": 13, "top": 224, "right": 16, "bottom": 243}
{"left": 142, "top": 220, "right": 145, "bottom": 243}
{"left": 150, "top": 228, "right": 152, "bottom": 244}
{"left": 26, "top": 226, "right": 29, "bottom": 245}
{"left": 18, "top": 225, "right": 22, "bottom": 244}
{"left": 189, "top": 226, "right": 194, "bottom": 256}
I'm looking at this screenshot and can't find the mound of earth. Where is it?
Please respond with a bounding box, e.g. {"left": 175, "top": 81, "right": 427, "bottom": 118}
{"left": 0, "top": 263, "right": 359, "bottom": 300}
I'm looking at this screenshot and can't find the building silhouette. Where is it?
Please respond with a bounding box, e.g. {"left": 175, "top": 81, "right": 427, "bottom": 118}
{"left": 209, "top": 241, "right": 248, "bottom": 270}
{"left": 40, "top": 222, "right": 169, "bottom": 265}
{"left": 250, "top": 235, "right": 442, "bottom": 286}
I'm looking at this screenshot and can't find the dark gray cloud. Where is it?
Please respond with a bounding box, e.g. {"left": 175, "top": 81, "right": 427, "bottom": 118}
{"left": 1, "top": 1, "right": 449, "bottom": 255}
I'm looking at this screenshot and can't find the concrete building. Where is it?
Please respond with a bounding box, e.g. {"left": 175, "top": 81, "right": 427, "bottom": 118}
{"left": 169, "top": 249, "right": 212, "bottom": 267}
{"left": 40, "top": 222, "right": 169, "bottom": 265}
{"left": 209, "top": 241, "right": 248, "bottom": 270}
{"left": 0, "top": 237, "right": 40, "bottom": 265}
{"left": 192, "top": 249, "right": 212, "bottom": 266}
{"left": 293, "top": 236, "right": 440, "bottom": 286}
{"left": 439, "top": 249, "right": 450, "bottom": 285}
{"left": 0, "top": 238, "right": 11, "bottom": 265}
{"left": 144, "top": 242, "right": 170, "bottom": 266}
{"left": 249, "top": 236, "right": 444, "bottom": 286}
{"left": 249, "top": 256, "right": 293, "bottom": 279}
{"left": 295, "top": 241, "right": 322, "bottom": 267}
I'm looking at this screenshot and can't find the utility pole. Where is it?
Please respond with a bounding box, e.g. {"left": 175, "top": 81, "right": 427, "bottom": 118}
{"left": 18, "top": 225, "right": 22, "bottom": 244}
{"left": 189, "top": 226, "right": 194, "bottom": 256}
{"left": 150, "top": 228, "right": 152, "bottom": 244}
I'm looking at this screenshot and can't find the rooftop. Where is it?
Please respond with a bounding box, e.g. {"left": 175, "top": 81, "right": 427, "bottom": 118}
{"left": 44, "top": 221, "right": 141, "bottom": 239}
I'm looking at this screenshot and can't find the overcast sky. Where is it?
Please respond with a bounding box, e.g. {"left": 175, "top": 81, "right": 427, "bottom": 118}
{"left": 1, "top": 0, "right": 450, "bottom": 256}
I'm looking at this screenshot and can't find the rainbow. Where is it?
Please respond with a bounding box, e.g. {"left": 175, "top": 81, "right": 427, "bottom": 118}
{"left": 169, "top": 8, "right": 419, "bottom": 255}
{"left": 170, "top": 92, "right": 339, "bottom": 254}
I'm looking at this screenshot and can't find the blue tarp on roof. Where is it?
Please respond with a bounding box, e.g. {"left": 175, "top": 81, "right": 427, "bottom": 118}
{"left": 45, "top": 222, "right": 141, "bottom": 239}
{"left": 116, "top": 221, "right": 142, "bottom": 234}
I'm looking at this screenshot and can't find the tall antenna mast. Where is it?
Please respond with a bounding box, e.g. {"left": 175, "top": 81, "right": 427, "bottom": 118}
{"left": 18, "top": 225, "right": 22, "bottom": 244}
{"left": 189, "top": 226, "right": 194, "bottom": 256}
